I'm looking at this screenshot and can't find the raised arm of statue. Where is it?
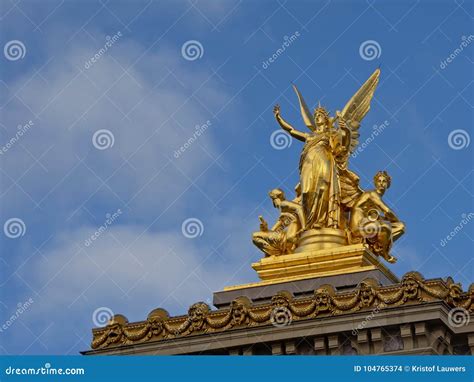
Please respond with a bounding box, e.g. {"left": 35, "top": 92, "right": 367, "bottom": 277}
{"left": 273, "top": 105, "right": 308, "bottom": 142}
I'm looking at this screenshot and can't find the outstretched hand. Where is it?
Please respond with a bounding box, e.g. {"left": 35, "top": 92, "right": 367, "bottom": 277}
{"left": 273, "top": 104, "right": 280, "bottom": 117}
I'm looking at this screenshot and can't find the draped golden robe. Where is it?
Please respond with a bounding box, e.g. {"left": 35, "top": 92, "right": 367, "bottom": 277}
{"left": 299, "top": 134, "right": 341, "bottom": 230}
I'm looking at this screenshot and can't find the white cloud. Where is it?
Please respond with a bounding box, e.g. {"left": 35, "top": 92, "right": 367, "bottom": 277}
{"left": 11, "top": 224, "right": 237, "bottom": 353}
{"left": 1, "top": 33, "right": 228, "bottom": 220}
{"left": 0, "top": 30, "right": 255, "bottom": 354}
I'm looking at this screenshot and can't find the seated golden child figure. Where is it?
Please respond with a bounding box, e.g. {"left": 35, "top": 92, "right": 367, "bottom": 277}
{"left": 252, "top": 185, "right": 305, "bottom": 257}
{"left": 349, "top": 171, "right": 405, "bottom": 263}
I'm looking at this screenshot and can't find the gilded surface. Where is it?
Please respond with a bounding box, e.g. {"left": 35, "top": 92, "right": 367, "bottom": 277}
{"left": 253, "top": 69, "right": 405, "bottom": 264}
{"left": 90, "top": 272, "right": 473, "bottom": 350}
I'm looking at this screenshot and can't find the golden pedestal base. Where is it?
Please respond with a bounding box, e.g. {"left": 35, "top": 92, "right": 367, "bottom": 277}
{"left": 294, "top": 228, "right": 347, "bottom": 252}
{"left": 253, "top": 243, "right": 397, "bottom": 282}
{"left": 224, "top": 243, "right": 398, "bottom": 291}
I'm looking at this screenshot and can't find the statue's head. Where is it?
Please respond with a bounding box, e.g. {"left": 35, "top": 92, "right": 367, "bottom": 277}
{"left": 187, "top": 302, "right": 209, "bottom": 330}
{"left": 358, "top": 279, "right": 378, "bottom": 307}
{"left": 271, "top": 291, "right": 292, "bottom": 307}
{"left": 313, "top": 105, "right": 330, "bottom": 131}
{"left": 269, "top": 188, "right": 285, "bottom": 207}
{"left": 401, "top": 272, "right": 423, "bottom": 300}
{"left": 314, "top": 285, "right": 335, "bottom": 311}
{"left": 373, "top": 171, "right": 391, "bottom": 194}
{"left": 230, "top": 297, "right": 251, "bottom": 326}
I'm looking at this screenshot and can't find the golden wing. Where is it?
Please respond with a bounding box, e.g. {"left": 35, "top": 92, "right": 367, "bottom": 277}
{"left": 292, "top": 84, "right": 317, "bottom": 132}
{"left": 340, "top": 68, "right": 380, "bottom": 153}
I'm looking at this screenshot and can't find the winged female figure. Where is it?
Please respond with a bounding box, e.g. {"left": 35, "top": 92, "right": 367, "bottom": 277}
{"left": 273, "top": 69, "right": 380, "bottom": 231}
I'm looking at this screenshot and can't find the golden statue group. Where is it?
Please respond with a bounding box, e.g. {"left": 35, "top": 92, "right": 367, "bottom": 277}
{"left": 253, "top": 69, "right": 405, "bottom": 265}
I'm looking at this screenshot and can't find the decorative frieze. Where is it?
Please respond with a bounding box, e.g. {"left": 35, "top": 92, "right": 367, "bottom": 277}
{"left": 90, "top": 272, "right": 473, "bottom": 351}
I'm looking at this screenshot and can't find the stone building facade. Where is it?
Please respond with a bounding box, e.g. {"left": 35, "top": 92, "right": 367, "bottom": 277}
{"left": 84, "top": 269, "right": 473, "bottom": 356}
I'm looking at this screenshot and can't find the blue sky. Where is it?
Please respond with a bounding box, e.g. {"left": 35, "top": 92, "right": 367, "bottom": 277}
{"left": 0, "top": 0, "right": 472, "bottom": 355}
